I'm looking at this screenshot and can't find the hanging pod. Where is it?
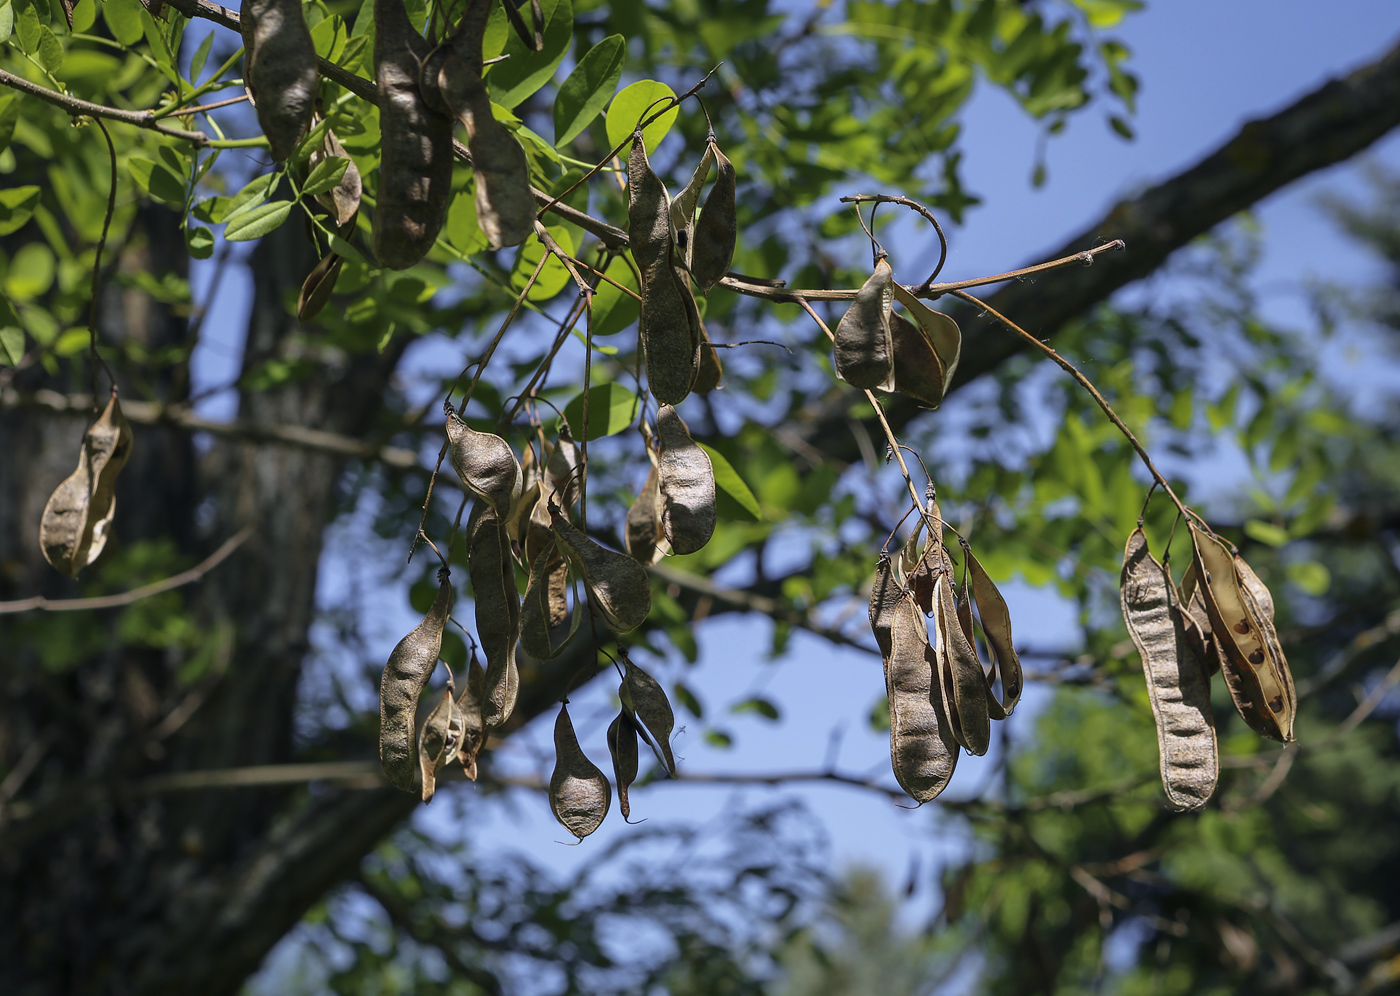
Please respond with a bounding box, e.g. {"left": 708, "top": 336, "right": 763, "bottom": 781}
{"left": 963, "top": 547, "right": 1024, "bottom": 719}
{"left": 379, "top": 569, "right": 453, "bottom": 792}
{"left": 868, "top": 553, "right": 903, "bottom": 659}
{"left": 1121, "top": 528, "right": 1219, "bottom": 810}
{"left": 454, "top": 653, "right": 487, "bottom": 780}
{"left": 520, "top": 538, "right": 580, "bottom": 661}
{"left": 372, "top": 0, "right": 454, "bottom": 269}
{"left": 833, "top": 256, "right": 895, "bottom": 392}
{"left": 620, "top": 658, "right": 676, "bottom": 776}
{"left": 689, "top": 140, "right": 737, "bottom": 293}
{"left": 297, "top": 252, "right": 344, "bottom": 323}
{"left": 886, "top": 593, "right": 959, "bottom": 802}
{"left": 525, "top": 432, "right": 578, "bottom": 626}
{"left": 1178, "top": 560, "right": 1224, "bottom": 676}
{"left": 628, "top": 132, "right": 673, "bottom": 274}
{"left": 641, "top": 260, "right": 702, "bottom": 406}
{"left": 417, "top": 686, "right": 459, "bottom": 803}
{"left": 1188, "top": 524, "right": 1296, "bottom": 742}
{"left": 549, "top": 703, "right": 611, "bottom": 839}
{"left": 447, "top": 412, "right": 523, "bottom": 518}
{"left": 549, "top": 502, "right": 652, "bottom": 632}
{"left": 309, "top": 127, "right": 363, "bottom": 227}
{"left": 931, "top": 571, "right": 991, "bottom": 756}
{"left": 694, "top": 325, "right": 725, "bottom": 394}
{"left": 468, "top": 506, "right": 521, "bottom": 729}
{"left": 40, "top": 391, "right": 134, "bottom": 578}
{"left": 668, "top": 141, "right": 714, "bottom": 269}
{"left": 240, "top": 0, "right": 318, "bottom": 161}
{"left": 656, "top": 405, "right": 716, "bottom": 556}
{"left": 607, "top": 710, "right": 641, "bottom": 821}
{"left": 624, "top": 463, "right": 665, "bottom": 566}
{"left": 890, "top": 284, "right": 961, "bottom": 399}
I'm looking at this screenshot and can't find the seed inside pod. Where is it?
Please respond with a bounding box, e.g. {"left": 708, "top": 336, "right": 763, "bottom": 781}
{"left": 965, "top": 546, "right": 1023, "bottom": 719}
{"left": 549, "top": 702, "right": 611, "bottom": 839}
{"left": 40, "top": 391, "right": 134, "bottom": 578}
{"left": 668, "top": 140, "right": 715, "bottom": 269}
{"left": 656, "top": 404, "right": 716, "bottom": 556}
{"left": 379, "top": 569, "right": 453, "bottom": 793}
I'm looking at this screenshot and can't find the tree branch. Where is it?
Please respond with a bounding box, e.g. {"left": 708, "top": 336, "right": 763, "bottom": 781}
{"left": 0, "top": 67, "right": 211, "bottom": 143}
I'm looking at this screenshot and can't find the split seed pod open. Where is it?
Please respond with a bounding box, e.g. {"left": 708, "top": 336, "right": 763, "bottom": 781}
{"left": 886, "top": 593, "right": 959, "bottom": 802}
{"left": 241, "top": 0, "right": 318, "bottom": 161}
{"left": 549, "top": 502, "right": 652, "bottom": 632}
{"left": 550, "top": 703, "right": 611, "bottom": 839}
{"left": 689, "top": 140, "right": 737, "bottom": 293}
{"left": 379, "top": 569, "right": 453, "bottom": 792}
{"left": 1188, "top": 524, "right": 1296, "bottom": 742}
{"left": 890, "top": 283, "right": 960, "bottom": 399}
{"left": 607, "top": 710, "right": 641, "bottom": 821}
{"left": 624, "top": 464, "right": 664, "bottom": 566}
{"left": 833, "top": 256, "right": 895, "bottom": 391}
{"left": 454, "top": 654, "right": 487, "bottom": 780}
{"left": 40, "top": 391, "right": 134, "bottom": 577}
{"left": 417, "top": 686, "right": 458, "bottom": 803}
{"left": 468, "top": 507, "right": 521, "bottom": 728}
{"left": 656, "top": 404, "right": 716, "bottom": 556}
{"left": 1121, "top": 528, "right": 1218, "bottom": 810}
{"left": 964, "top": 547, "right": 1023, "bottom": 719}
{"left": 372, "top": 0, "right": 454, "bottom": 269}
{"left": 621, "top": 658, "right": 676, "bottom": 776}
{"left": 297, "top": 252, "right": 344, "bottom": 323}
{"left": 932, "top": 572, "right": 991, "bottom": 756}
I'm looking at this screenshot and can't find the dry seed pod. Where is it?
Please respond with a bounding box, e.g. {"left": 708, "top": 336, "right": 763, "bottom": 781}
{"left": 309, "top": 127, "right": 363, "bottom": 226}
{"left": 641, "top": 261, "right": 701, "bottom": 406}
{"left": 656, "top": 404, "right": 716, "bottom": 556}
{"left": 297, "top": 252, "right": 344, "bottom": 322}
{"left": 373, "top": 0, "right": 454, "bottom": 269}
{"left": 1121, "top": 528, "right": 1218, "bottom": 810}
{"left": 520, "top": 541, "right": 575, "bottom": 661}
{"left": 526, "top": 431, "right": 580, "bottom": 562}
{"left": 833, "top": 256, "right": 895, "bottom": 391}
{"left": 887, "top": 312, "right": 947, "bottom": 408}
{"left": 669, "top": 141, "right": 715, "bottom": 266}
{"left": 607, "top": 710, "right": 641, "bottom": 821}
{"left": 454, "top": 654, "right": 487, "bottom": 780}
{"left": 933, "top": 573, "right": 991, "bottom": 756}
{"left": 549, "top": 703, "right": 611, "bottom": 839}
{"left": 694, "top": 326, "right": 725, "bottom": 394}
{"left": 621, "top": 658, "right": 676, "bottom": 776}
{"left": 908, "top": 492, "right": 944, "bottom": 614}
{"left": 965, "top": 547, "right": 1023, "bottom": 719}
{"left": 40, "top": 391, "right": 134, "bottom": 578}
{"left": 886, "top": 594, "right": 959, "bottom": 802}
{"left": 627, "top": 133, "right": 672, "bottom": 274}
{"left": 379, "top": 571, "right": 453, "bottom": 792}
{"left": 625, "top": 464, "right": 664, "bottom": 566}
{"left": 1178, "top": 561, "right": 1224, "bottom": 676}
{"left": 447, "top": 413, "right": 523, "bottom": 517}
{"left": 868, "top": 554, "right": 902, "bottom": 659}
{"left": 1188, "top": 525, "right": 1296, "bottom": 742}
{"left": 689, "top": 141, "right": 737, "bottom": 293}
{"left": 549, "top": 502, "right": 652, "bottom": 632}
{"left": 240, "top": 0, "right": 318, "bottom": 161}
{"left": 468, "top": 507, "right": 521, "bottom": 729}
{"left": 417, "top": 687, "right": 458, "bottom": 803}
{"left": 891, "top": 283, "right": 961, "bottom": 391}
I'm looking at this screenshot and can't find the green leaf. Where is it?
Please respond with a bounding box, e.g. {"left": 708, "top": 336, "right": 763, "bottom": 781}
{"left": 189, "top": 29, "right": 214, "bottom": 81}
{"left": 129, "top": 157, "right": 186, "bottom": 207}
{"left": 704, "top": 728, "right": 733, "bottom": 748}
{"left": 301, "top": 156, "right": 349, "bottom": 198}
{"left": 328, "top": 234, "right": 363, "bottom": 265}
{"left": 589, "top": 255, "right": 639, "bottom": 335}
{"left": 54, "top": 327, "right": 90, "bottom": 356}
{"left": 0, "top": 325, "right": 23, "bottom": 366}
{"left": 731, "top": 697, "right": 780, "bottom": 721}
{"left": 1243, "top": 519, "right": 1289, "bottom": 548}
{"left": 697, "top": 443, "right": 761, "bottom": 521}
{"left": 70, "top": 0, "right": 95, "bottom": 32}
{"left": 309, "top": 12, "right": 345, "bottom": 60}
{"left": 0, "top": 0, "right": 13, "bottom": 45}
{"left": 186, "top": 225, "right": 214, "bottom": 259}
{"left": 220, "top": 172, "right": 279, "bottom": 224}
{"left": 487, "top": 0, "right": 572, "bottom": 110}
{"left": 673, "top": 682, "right": 703, "bottom": 719}
{"left": 1286, "top": 560, "right": 1330, "bottom": 597}
{"left": 509, "top": 225, "right": 575, "bottom": 301}
{"left": 34, "top": 25, "right": 63, "bottom": 73}
{"left": 102, "top": 0, "right": 143, "bottom": 46}
{"left": 4, "top": 242, "right": 55, "bottom": 300}
{"left": 605, "top": 80, "right": 678, "bottom": 154}
{"left": 13, "top": 0, "right": 39, "bottom": 51}
{"left": 0, "top": 96, "right": 22, "bottom": 153}
{"left": 553, "top": 34, "right": 625, "bottom": 147}
{"left": 562, "top": 382, "right": 638, "bottom": 440}
{"left": 224, "top": 200, "right": 294, "bottom": 242}
{"left": 445, "top": 187, "right": 487, "bottom": 255}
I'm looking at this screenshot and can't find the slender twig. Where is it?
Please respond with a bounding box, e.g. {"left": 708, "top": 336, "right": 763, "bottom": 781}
{"left": 163, "top": 93, "right": 250, "bottom": 118}
{"left": 0, "top": 67, "right": 210, "bottom": 142}
{"left": 0, "top": 527, "right": 252, "bottom": 615}
{"left": 449, "top": 250, "right": 550, "bottom": 413}
{"left": 87, "top": 119, "right": 120, "bottom": 402}
{"left": 925, "top": 240, "right": 1125, "bottom": 297}
{"left": 840, "top": 193, "right": 949, "bottom": 284}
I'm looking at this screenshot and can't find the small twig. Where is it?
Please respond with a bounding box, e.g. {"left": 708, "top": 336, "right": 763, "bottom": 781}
{"left": 88, "top": 119, "right": 119, "bottom": 403}
{"left": 840, "top": 193, "right": 949, "bottom": 284}
{"left": 0, "top": 67, "right": 211, "bottom": 143}
{"left": 924, "top": 240, "right": 1125, "bottom": 297}
{"left": 0, "top": 527, "right": 252, "bottom": 615}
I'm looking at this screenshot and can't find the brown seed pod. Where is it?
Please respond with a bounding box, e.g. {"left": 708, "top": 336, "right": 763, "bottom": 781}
{"left": 1178, "top": 561, "right": 1224, "bottom": 676}
{"left": 607, "top": 710, "right": 640, "bottom": 821}
{"left": 40, "top": 391, "right": 134, "bottom": 578}
{"left": 525, "top": 433, "right": 578, "bottom": 625}
{"left": 1121, "top": 528, "right": 1218, "bottom": 810}
{"left": 454, "top": 653, "right": 487, "bottom": 780}
{"left": 932, "top": 572, "right": 991, "bottom": 756}
{"left": 965, "top": 547, "right": 1023, "bottom": 719}
{"left": 379, "top": 570, "right": 453, "bottom": 793}
{"left": 308, "top": 127, "right": 363, "bottom": 227}
{"left": 887, "top": 312, "right": 946, "bottom": 408}
{"left": 886, "top": 593, "right": 959, "bottom": 802}
{"left": 627, "top": 133, "right": 672, "bottom": 274}
{"left": 656, "top": 404, "right": 716, "bottom": 556}
{"left": 891, "top": 283, "right": 961, "bottom": 392}
{"left": 549, "top": 702, "right": 611, "bottom": 839}
{"left": 621, "top": 658, "right": 676, "bottom": 776}
{"left": 240, "top": 0, "right": 318, "bottom": 161}
{"left": 694, "top": 325, "right": 725, "bottom": 394}
{"left": 833, "top": 256, "right": 895, "bottom": 392}
{"left": 1188, "top": 524, "right": 1295, "bottom": 742}
{"left": 520, "top": 539, "right": 575, "bottom": 661}
{"left": 372, "top": 0, "right": 454, "bottom": 269}
{"left": 296, "top": 252, "right": 344, "bottom": 323}
{"left": 468, "top": 506, "right": 521, "bottom": 729}
{"left": 689, "top": 141, "right": 736, "bottom": 293}
{"left": 549, "top": 501, "right": 652, "bottom": 632}
{"left": 641, "top": 259, "right": 701, "bottom": 406}
{"left": 625, "top": 464, "right": 664, "bottom": 566}
{"left": 669, "top": 141, "right": 714, "bottom": 266}
{"left": 868, "top": 553, "right": 902, "bottom": 660}
{"left": 447, "top": 412, "right": 523, "bottom": 518}
{"left": 417, "top": 686, "right": 457, "bottom": 803}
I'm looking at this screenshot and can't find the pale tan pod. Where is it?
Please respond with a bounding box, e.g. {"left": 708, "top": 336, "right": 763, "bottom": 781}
{"left": 1178, "top": 561, "right": 1224, "bottom": 676}
{"left": 689, "top": 141, "right": 737, "bottom": 294}
{"left": 891, "top": 283, "right": 961, "bottom": 391}
{"left": 966, "top": 548, "right": 1023, "bottom": 718}
{"left": 310, "top": 127, "right": 363, "bottom": 226}
{"left": 621, "top": 658, "right": 676, "bottom": 776}
{"left": 833, "top": 257, "right": 895, "bottom": 391}
{"left": 520, "top": 540, "right": 575, "bottom": 661}
{"left": 549, "top": 702, "right": 611, "bottom": 839}
{"left": 933, "top": 573, "right": 990, "bottom": 756}
{"left": 607, "top": 710, "right": 641, "bottom": 821}
{"left": 40, "top": 391, "right": 134, "bottom": 577}
{"left": 417, "top": 686, "right": 457, "bottom": 803}
{"left": 868, "top": 554, "right": 902, "bottom": 660}
{"left": 1121, "top": 528, "right": 1218, "bottom": 810}
{"left": 1189, "top": 525, "right": 1294, "bottom": 742}
{"left": 886, "top": 594, "right": 958, "bottom": 802}
{"left": 372, "top": 0, "right": 454, "bottom": 269}
{"left": 624, "top": 464, "right": 664, "bottom": 566}
{"left": 549, "top": 502, "right": 652, "bottom": 632}
{"left": 468, "top": 506, "right": 521, "bottom": 729}
{"left": 656, "top": 404, "right": 716, "bottom": 556}
{"left": 240, "top": 0, "right": 318, "bottom": 161}
{"left": 454, "top": 654, "right": 487, "bottom": 780}
{"left": 297, "top": 252, "right": 344, "bottom": 323}
{"left": 447, "top": 413, "right": 523, "bottom": 517}
{"left": 379, "top": 571, "right": 453, "bottom": 792}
